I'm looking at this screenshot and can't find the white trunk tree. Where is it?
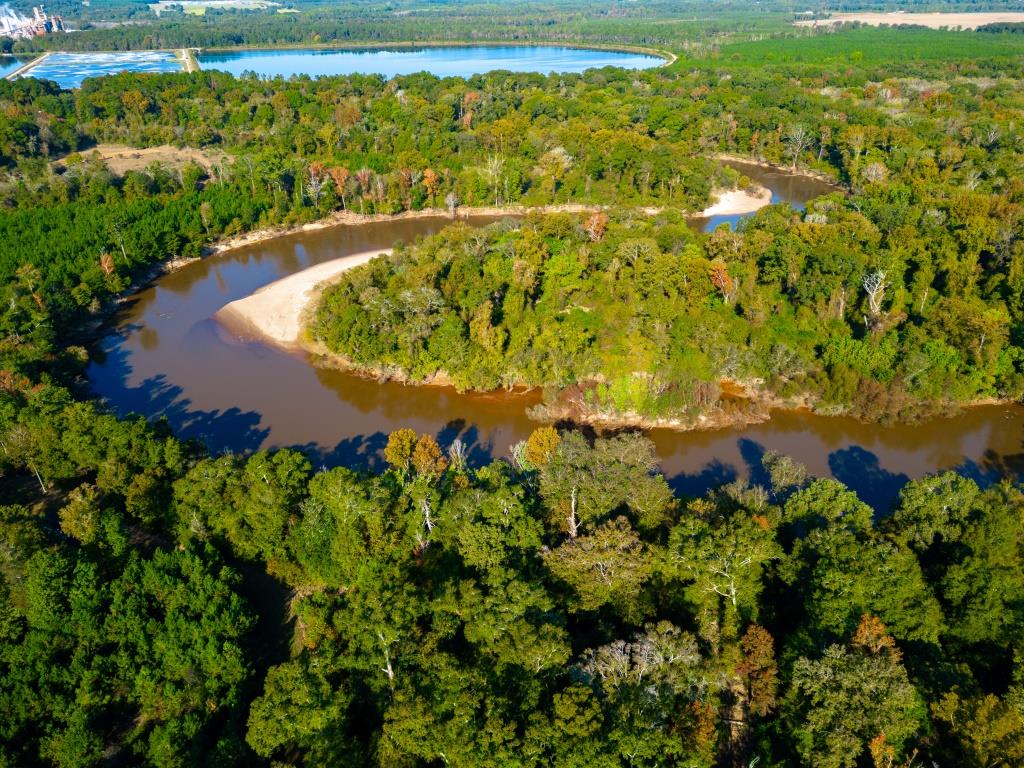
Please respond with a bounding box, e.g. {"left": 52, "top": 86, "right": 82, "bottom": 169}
{"left": 862, "top": 269, "right": 888, "bottom": 319}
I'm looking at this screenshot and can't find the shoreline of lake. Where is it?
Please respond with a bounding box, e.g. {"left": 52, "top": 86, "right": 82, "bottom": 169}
{"left": 196, "top": 40, "right": 677, "bottom": 66}
{"left": 13, "top": 42, "right": 671, "bottom": 88}
{"left": 196, "top": 43, "right": 670, "bottom": 80}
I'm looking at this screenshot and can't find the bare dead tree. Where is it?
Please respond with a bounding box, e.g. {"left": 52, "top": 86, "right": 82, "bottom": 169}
{"left": 421, "top": 498, "right": 435, "bottom": 535}
{"left": 509, "top": 440, "right": 528, "bottom": 471}
{"left": 377, "top": 631, "right": 395, "bottom": 685}
{"left": 447, "top": 438, "right": 468, "bottom": 473}
{"left": 862, "top": 269, "right": 888, "bottom": 319}
{"left": 306, "top": 164, "right": 327, "bottom": 207}
{"left": 861, "top": 161, "right": 889, "bottom": 185}
{"left": 482, "top": 155, "right": 505, "bottom": 206}
{"left": 782, "top": 123, "right": 813, "bottom": 170}
{"left": 583, "top": 211, "right": 609, "bottom": 242}
{"left": 110, "top": 220, "right": 129, "bottom": 263}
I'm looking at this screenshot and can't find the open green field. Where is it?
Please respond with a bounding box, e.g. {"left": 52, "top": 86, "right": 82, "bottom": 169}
{"left": 707, "top": 26, "right": 1024, "bottom": 68}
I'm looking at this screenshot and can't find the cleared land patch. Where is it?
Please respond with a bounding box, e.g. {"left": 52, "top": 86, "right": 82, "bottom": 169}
{"left": 795, "top": 12, "right": 1024, "bottom": 31}
{"left": 54, "top": 144, "right": 225, "bottom": 175}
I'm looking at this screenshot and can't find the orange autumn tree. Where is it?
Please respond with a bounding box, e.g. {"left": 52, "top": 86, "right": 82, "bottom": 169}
{"left": 709, "top": 261, "right": 736, "bottom": 304}
{"left": 327, "top": 166, "right": 350, "bottom": 208}
{"left": 422, "top": 168, "right": 440, "bottom": 205}
{"left": 412, "top": 434, "right": 448, "bottom": 479}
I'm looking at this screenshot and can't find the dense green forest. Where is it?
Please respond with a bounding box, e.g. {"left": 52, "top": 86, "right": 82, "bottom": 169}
{"left": 2, "top": 17, "right": 1024, "bottom": 768}
{"left": 312, "top": 202, "right": 1024, "bottom": 426}
{"left": 4, "top": 417, "right": 1024, "bottom": 766}
{"left": 6, "top": 0, "right": 1024, "bottom": 55}
{"left": 5, "top": 0, "right": 787, "bottom": 53}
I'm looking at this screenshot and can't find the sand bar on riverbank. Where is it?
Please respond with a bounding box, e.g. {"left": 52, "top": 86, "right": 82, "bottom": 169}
{"left": 212, "top": 188, "right": 778, "bottom": 350}
{"left": 215, "top": 248, "right": 391, "bottom": 347}
{"left": 209, "top": 194, "right": 774, "bottom": 259}
{"left": 700, "top": 185, "right": 772, "bottom": 217}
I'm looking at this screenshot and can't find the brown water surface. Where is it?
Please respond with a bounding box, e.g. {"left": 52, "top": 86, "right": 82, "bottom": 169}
{"left": 88, "top": 187, "right": 1023, "bottom": 509}
{"left": 693, "top": 159, "right": 840, "bottom": 231}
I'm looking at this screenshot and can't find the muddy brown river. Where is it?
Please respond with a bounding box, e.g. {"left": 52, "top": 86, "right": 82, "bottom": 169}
{"left": 88, "top": 171, "right": 1024, "bottom": 509}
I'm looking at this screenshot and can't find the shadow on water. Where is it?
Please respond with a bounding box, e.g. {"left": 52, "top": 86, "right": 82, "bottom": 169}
{"left": 292, "top": 420, "right": 499, "bottom": 472}
{"left": 88, "top": 341, "right": 270, "bottom": 454}
{"left": 828, "top": 445, "right": 910, "bottom": 517}
{"left": 437, "top": 421, "right": 495, "bottom": 467}
{"left": 668, "top": 459, "right": 739, "bottom": 499}
{"left": 668, "top": 438, "right": 771, "bottom": 499}
{"left": 295, "top": 432, "right": 390, "bottom": 472}
{"left": 668, "top": 438, "right": 921, "bottom": 514}
{"left": 958, "top": 446, "right": 1024, "bottom": 487}
{"left": 286, "top": 430, "right": 1024, "bottom": 513}
{"left": 738, "top": 438, "right": 772, "bottom": 489}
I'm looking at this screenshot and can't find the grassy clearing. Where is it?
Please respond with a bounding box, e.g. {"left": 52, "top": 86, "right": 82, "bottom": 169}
{"left": 699, "top": 26, "right": 1024, "bottom": 69}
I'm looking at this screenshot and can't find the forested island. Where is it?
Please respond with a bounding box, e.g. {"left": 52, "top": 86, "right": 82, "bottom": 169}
{"left": 2, "top": 2, "right": 1024, "bottom": 766}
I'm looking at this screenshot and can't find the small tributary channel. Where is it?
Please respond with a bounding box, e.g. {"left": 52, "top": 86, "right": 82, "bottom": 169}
{"left": 87, "top": 170, "right": 1023, "bottom": 509}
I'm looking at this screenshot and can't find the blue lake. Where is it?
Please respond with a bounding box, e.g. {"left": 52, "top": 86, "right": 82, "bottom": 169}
{"left": 22, "top": 51, "right": 182, "bottom": 89}
{"left": 198, "top": 45, "right": 664, "bottom": 79}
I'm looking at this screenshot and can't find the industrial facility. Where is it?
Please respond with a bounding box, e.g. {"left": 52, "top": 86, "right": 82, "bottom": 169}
{"left": 0, "top": 5, "right": 66, "bottom": 39}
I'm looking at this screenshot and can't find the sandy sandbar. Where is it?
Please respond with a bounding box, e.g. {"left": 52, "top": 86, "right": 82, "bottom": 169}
{"left": 700, "top": 185, "right": 772, "bottom": 217}
{"left": 214, "top": 189, "right": 771, "bottom": 351}
{"left": 795, "top": 12, "right": 1024, "bottom": 30}
{"left": 215, "top": 249, "right": 390, "bottom": 348}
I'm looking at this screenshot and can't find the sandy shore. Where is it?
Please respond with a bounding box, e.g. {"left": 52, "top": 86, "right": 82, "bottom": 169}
{"left": 215, "top": 248, "right": 391, "bottom": 347}
{"left": 211, "top": 189, "right": 779, "bottom": 350}
{"left": 205, "top": 204, "right": 604, "bottom": 257}
{"left": 700, "top": 185, "right": 772, "bottom": 217}
{"left": 795, "top": 12, "right": 1024, "bottom": 30}
{"left": 208, "top": 192, "right": 777, "bottom": 259}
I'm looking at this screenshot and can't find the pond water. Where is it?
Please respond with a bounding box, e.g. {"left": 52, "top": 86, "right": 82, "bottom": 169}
{"left": 0, "top": 56, "right": 33, "bottom": 79}
{"left": 22, "top": 51, "right": 183, "bottom": 89}
{"left": 197, "top": 45, "right": 665, "bottom": 79}
{"left": 87, "top": 171, "right": 1023, "bottom": 510}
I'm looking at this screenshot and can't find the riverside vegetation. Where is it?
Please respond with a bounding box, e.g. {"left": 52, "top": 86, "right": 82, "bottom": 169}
{"left": 2, "top": 15, "right": 1024, "bottom": 768}
{"left": 311, "top": 202, "right": 1023, "bottom": 427}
